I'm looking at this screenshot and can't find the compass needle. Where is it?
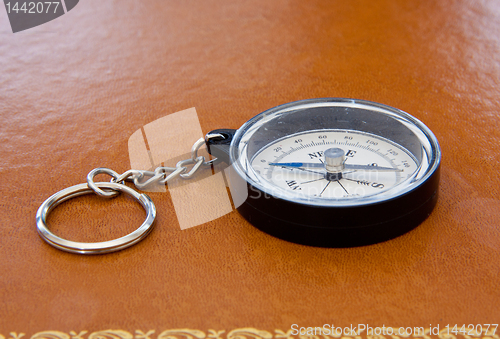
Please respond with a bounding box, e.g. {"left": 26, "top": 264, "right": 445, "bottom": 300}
{"left": 269, "top": 162, "right": 403, "bottom": 172}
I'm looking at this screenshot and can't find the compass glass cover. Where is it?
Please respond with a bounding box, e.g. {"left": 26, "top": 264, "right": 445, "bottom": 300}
{"left": 230, "top": 99, "right": 441, "bottom": 207}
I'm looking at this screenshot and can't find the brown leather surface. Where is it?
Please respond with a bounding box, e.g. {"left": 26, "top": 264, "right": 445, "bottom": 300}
{"left": 1, "top": 0, "right": 499, "bottom": 335}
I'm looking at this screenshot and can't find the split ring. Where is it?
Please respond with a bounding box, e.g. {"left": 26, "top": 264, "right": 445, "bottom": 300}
{"left": 36, "top": 182, "right": 156, "bottom": 254}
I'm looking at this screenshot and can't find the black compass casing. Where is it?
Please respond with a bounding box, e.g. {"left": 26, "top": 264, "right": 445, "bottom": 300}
{"left": 206, "top": 99, "right": 441, "bottom": 248}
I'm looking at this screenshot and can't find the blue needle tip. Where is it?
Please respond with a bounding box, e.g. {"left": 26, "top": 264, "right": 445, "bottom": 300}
{"left": 269, "top": 162, "right": 303, "bottom": 167}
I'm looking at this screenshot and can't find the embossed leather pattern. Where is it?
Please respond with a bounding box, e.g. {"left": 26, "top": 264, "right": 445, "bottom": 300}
{"left": 1, "top": 0, "right": 498, "bottom": 332}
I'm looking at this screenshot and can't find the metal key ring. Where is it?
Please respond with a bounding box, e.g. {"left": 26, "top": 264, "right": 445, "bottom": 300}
{"left": 36, "top": 182, "right": 156, "bottom": 255}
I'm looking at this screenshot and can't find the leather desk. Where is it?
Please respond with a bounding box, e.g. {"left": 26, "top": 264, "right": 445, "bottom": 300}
{"left": 1, "top": 0, "right": 498, "bottom": 336}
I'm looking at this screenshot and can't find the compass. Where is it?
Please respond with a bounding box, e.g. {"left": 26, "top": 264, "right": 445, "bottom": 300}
{"left": 207, "top": 98, "right": 441, "bottom": 247}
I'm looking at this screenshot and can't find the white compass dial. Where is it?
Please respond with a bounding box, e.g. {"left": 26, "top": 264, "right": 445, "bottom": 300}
{"left": 250, "top": 130, "right": 419, "bottom": 200}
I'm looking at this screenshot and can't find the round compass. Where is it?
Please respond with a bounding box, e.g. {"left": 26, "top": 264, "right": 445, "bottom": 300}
{"left": 208, "top": 98, "right": 441, "bottom": 247}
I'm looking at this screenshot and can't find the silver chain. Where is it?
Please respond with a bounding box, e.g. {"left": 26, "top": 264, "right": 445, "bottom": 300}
{"left": 86, "top": 133, "right": 224, "bottom": 198}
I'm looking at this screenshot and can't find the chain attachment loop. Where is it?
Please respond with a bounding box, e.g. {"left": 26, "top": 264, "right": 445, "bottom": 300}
{"left": 87, "top": 168, "right": 122, "bottom": 198}
{"left": 191, "top": 132, "right": 223, "bottom": 167}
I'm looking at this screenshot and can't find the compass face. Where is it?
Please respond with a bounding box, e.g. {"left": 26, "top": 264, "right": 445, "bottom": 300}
{"left": 231, "top": 98, "right": 440, "bottom": 207}
{"left": 250, "top": 129, "right": 419, "bottom": 200}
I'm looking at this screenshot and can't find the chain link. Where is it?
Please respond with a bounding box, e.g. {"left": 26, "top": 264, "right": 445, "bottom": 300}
{"left": 86, "top": 133, "right": 225, "bottom": 195}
